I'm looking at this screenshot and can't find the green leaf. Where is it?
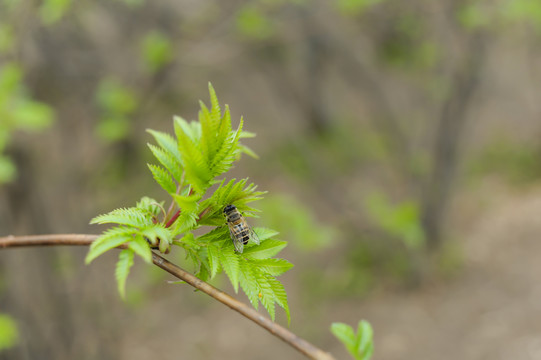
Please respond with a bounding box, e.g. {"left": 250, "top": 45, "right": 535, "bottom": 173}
{"left": 197, "top": 226, "right": 229, "bottom": 245}
{"left": 136, "top": 196, "right": 162, "bottom": 217}
{"left": 331, "top": 323, "right": 357, "bottom": 356}
{"left": 172, "top": 193, "right": 201, "bottom": 213}
{"left": 90, "top": 207, "right": 153, "bottom": 228}
{"left": 85, "top": 227, "right": 134, "bottom": 264}
{"left": 252, "top": 227, "right": 279, "bottom": 241}
{"left": 267, "top": 275, "right": 290, "bottom": 324}
{"left": 250, "top": 258, "right": 293, "bottom": 276}
{"left": 331, "top": 320, "right": 374, "bottom": 360}
{"left": 242, "top": 239, "right": 287, "bottom": 259}
{"left": 198, "top": 179, "right": 266, "bottom": 225}
{"left": 128, "top": 235, "right": 152, "bottom": 264}
{"left": 116, "top": 249, "right": 135, "bottom": 300}
{"left": 148, "top": 163, "right": 177, "bottom": 194}
{"left": 207, "top": 244, "right": 220, "bottom": 279}
{"left": 240, "top": 144, "right": 259, "bottom": 159}
{"left": 175, "top": 117, "right": 211, "bottom": 193}
{"left": 171, "top": 211, "right": 199, "bottom": 234}
{"left": 218, "top": 247, "right": 240, "bottom": 293}
{"left": 258, "top": 274, "right": 276, "bottom": 321}
{"left": 140, "top": 224, "right": 173, "bottom": 252}
{"left": 239, "top": 264, "right": 260, "bottom": 310}
{"left": 356, "top": 320, "right": 374, "bottom": 360}
{"left": 147, "top": 143, "right": 183, "bottom": 183}
{"left": 147, "top": 129, "right": 182, "bottom": 166}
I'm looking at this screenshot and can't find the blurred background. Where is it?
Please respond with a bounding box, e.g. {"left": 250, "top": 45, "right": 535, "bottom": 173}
{"left": 1, "top": 0, "right": 541, "bottom": 359}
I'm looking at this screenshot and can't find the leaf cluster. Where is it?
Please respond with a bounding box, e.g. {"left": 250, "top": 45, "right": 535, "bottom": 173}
{"left": 331, "top": 320, "right": 374, "bottom": 360}
{"left": 86, "top": 84, "right": 292, "bottom": 322}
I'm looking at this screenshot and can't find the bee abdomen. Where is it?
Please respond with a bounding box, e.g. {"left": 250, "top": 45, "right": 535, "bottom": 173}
{"left": 240, "top": 229, "right": 250, "bottom": 244}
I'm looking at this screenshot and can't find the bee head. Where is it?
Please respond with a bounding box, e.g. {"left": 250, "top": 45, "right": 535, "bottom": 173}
{"left": 223, "top": 204, "right": 236, "bottom": 215}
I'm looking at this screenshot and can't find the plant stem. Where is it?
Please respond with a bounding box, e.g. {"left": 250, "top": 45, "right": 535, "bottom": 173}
{"left": 165, "top": 210, "right": 180, "bottom": 228}
{"left": 0, "top": 234, "right": 335, "bottom": 360}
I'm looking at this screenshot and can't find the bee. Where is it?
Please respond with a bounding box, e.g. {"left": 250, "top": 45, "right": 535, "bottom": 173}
{"left": 224, "top": 204, "right": 260, "bottom": 253}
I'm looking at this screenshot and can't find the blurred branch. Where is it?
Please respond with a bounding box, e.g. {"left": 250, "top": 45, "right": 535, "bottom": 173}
{"left": 421, "top": 30, "right": 489, "bottom": 249}
{"left": 312, "top": 19, "right": 414, "bottom": 182}
{"left": 0, "top": 234, "right": 335, "bottom": 360}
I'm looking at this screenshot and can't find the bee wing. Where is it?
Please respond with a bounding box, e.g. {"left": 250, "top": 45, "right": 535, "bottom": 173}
{"left": 228, "top": 224, "right": 244, "bottom": 253}
{"left": 249, "top": 227, "right": 260, "bottom": 245}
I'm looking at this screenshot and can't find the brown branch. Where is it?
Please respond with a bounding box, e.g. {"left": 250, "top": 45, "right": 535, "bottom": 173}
{"left": 0, "top": 234, "right": 335, "bottom": 360}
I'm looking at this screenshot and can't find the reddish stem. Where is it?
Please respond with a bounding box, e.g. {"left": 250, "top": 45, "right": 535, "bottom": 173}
{"left": 165, "top": 210, "right": 180, "bottom": 228}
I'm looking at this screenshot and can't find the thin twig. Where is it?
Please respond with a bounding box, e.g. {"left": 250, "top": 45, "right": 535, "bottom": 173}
{"left": 0, "top": 234, "right": 335, "bottom": 360}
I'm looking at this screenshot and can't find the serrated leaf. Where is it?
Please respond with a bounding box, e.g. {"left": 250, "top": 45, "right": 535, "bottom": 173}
{"left": 173, "top": 116, "right": 200, "bottom": 143}
{"left": 267, "top": 275, "right": 290, "bottom": 324}
{"left": 147, "top": 129, "right": 182, "bottom": 165}
{"left": 197, "top": 226, "right": 229, "bottom": 244}
{"left": 172, "top": 193, "right": 201, "bottom": 213}
{"left": 116, "top": 249, "right": 135, "bottom": 300}
{"left": 90, "top": 207, "right": 153, "bottom": 227}
{"left": 175, "top": 119, "right": 211, "bottom": 193}
{"left": 239, "top": 130, "right": 256, "bottom": 139}
{"left": 148, "top": 163, "right": 177, "bottom": 194}
{"left": 140, "top": 224, "right": 173, "bottom": 254}
{"left": 219, "top": 247, "right": 240, "bottom": 293}
{"left": 240, "top": 144, "right": 259, "bottom": 159}
{"left": 128, "top": 235, "right": 152, "bottom": 263}
{"left": 85, "top": 227, "right": 134, "bottom": 264}
{"left": 207, "top": 244, "right": 220, "bottom": 279}
{"left": 147, "top": 143, "right": 182, "bottom": 183}
{"left": 257, "top": 273, "right": 276, "bottom": 321}
{"left": 250, "top": 258, "right": 293, "bottom": 276}
{"left": 198, "top": 179, "right": 266, "bottom": 225}
{"left": 252, "top": 228, "right": 279, "bottom": 241}
{"left": 208, "top": 82, "right": 221, "bottom": 127}
{"left": 172, "top": 211, "right": 199, "bottom": 234}
{"left": 239, "top": 264, "right": 259, "bottom": 310}
{"left": 136, "top": 196, "right": 162, "bottom": 217}
{"left": 243, "top": 239, "right": 287, "bottom": 259}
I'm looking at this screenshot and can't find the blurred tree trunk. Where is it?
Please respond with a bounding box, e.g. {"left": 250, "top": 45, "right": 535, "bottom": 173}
{"left": 421, "top": 30, "right": 488, "bottom": 249}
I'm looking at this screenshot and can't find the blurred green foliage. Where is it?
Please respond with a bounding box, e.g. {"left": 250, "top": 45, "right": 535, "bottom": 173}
{"left": 140, "top": 30, "right": 174, "bottom": 74}
{"left": 0, "top": 62, "right": 54, "bottom": 183}
{"left": 504, "top": 0, "right": 541, "bottom": 32}
{"left": 236, "top": 5, "right": 275, "bottom": 40}
{"left": 364, "top": 192, "right": 425, "bottom": 249}
{"left": 274, "top": 124, "right": 388, "bottom": 181}
{"left": 336, "top": 0, "right": 386, "bottom": 16}
{"left": 259, "top": 195, "right": 335, "bottom": 251}
{"left": 0, "top": 313, "right": 18, "bottom": 351}
{"left": 468, "top": 138, "right": 541, "bottom": 184}
{"left": 457, "top": 2, "right": 491, "bottom": 30}
{"left": 0, "top": 24, "right": 14, "bottom": 53}
{"left": 39, "top": 0, "right": 72, "bottom": 25}
{"left": 95, "top": 78, "right": 138, "bottom": 142}
{"left": 115, "top": 0, "right": 145, "bottom": 8}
